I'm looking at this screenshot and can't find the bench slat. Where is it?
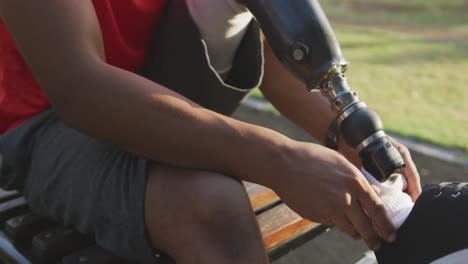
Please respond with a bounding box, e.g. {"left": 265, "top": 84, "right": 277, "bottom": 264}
{"left": 245, "top": 183, "right": 329, "bottom": 259}
{"left": 0, "top": 197, "right": 28, "bottom": 225}
{"left": 258, "top": 203, "right": 311, "bottom": 248}
{"left": 258, "top": 203, "right": 328, "bottom": 260}
{"left": 0, "top": 231, "right": 31, "bottom": 264}
{"left": 244, "top": 182, "right": 281, "bottom": 214}
{"left": 0, "top": 190, "right": 21, "bottom": 204}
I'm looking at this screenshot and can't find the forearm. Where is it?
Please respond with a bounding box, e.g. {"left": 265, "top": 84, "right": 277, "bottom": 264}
{"left": 260, "top": 42, "right": 362, "bottom": 166}
{"left": 53, "top": 59, "right": 286, "bottom": 186}
{"left": 260, "top": 42, "right": 334, "bottom": 145}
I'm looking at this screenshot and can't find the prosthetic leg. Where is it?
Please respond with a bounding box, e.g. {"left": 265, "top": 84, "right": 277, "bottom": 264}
{"left": 240, "top": 0, "right": 405, "bottom": 181}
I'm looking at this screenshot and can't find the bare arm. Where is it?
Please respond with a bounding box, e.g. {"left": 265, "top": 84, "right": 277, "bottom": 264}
{"left": 260, "top": 41, "right": 360, "bottom": 164}
{"left": 0, "top": 0, "right": 287, "bottom": 186}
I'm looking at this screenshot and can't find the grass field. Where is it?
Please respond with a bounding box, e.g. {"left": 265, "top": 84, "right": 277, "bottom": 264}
{"left": 335, "top": 26, "right": 468, "bottom": 150}
{"left": 250, "top": 0, "right": 468, "bottom": 150}
{"left": 321, "top": 0, "right": 468, "bottom": 32}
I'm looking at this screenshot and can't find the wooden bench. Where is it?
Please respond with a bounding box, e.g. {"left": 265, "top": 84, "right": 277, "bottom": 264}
{"left": 0, "top": 184, "right": 329, "bottom": 263}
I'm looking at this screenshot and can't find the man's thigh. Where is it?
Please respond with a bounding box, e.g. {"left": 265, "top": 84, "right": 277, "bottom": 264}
{"left": 0, "top": 110, "right": 162, "bottom": 263}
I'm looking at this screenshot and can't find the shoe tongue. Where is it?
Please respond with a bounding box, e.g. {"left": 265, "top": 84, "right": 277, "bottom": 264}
{"left": 381, "top": 173, "right": 407, "bottom": 192}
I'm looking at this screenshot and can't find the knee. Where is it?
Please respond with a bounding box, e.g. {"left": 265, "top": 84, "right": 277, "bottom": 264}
{"left": 145, "top": 165, "right": 264, "bottom": 261}
{"left": 190, "top": 171, "right": 252, "bottom": 223}
{"left": 146, "top": 165, "right": 254, "bottom": 226}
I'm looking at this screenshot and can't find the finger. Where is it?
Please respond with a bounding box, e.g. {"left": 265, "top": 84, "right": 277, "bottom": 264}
{"left": 358, "top": 183, "right": 396, "bottom": 243}
{"left": 339, "top": 144, "right": 362, "bottom": 168}
{"left": 403, "top": 159, "right": 421, "bottom": 201}
{"left": 345, "top": 201, "right": 381, "bottom": 251}
{"left": 371, "top": 184, "right": 381, "bottom": 195}
{"left": 389, "top": 137, "right": 422, "bottom": 201}
{"left": 334, "top": 216, "right": 360, "bottom": 240}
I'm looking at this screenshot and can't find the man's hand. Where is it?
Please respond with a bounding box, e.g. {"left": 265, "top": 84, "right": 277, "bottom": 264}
{"left": 268, "top": 140, "right": 396, "bottom": 251}
{"left": 339, "top": 137, "right": 422, "bottom": 202}
{"left": 388, "top": 137, "right": 421, "bottom": 201}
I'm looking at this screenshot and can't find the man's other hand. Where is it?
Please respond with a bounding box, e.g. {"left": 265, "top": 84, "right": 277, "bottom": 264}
{"left": 339, "top": 137, "right": 422, "bottom": 202}
{"left": 270, "top": 140, "right": 396, "bottom": 251}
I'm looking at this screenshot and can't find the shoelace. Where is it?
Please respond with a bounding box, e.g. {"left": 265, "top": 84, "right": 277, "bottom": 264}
{"left": 434, "top": 182, "right": 468, "bottom": 198}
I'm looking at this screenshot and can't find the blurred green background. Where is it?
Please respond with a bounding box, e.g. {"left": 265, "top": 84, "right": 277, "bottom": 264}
{"left": 250, "top": 0, "right": 468, "bottom": 150}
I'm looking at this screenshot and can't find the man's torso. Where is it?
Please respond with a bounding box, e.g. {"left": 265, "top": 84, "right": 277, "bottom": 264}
{"left": 0, "top": 0, "right": 167, "bottom": 133}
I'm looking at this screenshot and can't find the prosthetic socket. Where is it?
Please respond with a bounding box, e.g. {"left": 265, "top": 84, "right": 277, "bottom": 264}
{"left": 240, "top": 0, "right": 405, "bottom": 181}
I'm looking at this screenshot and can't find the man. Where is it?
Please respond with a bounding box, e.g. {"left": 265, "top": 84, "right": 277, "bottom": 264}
{"left": 0, "top": 0, "right": 421, "bottom": 263}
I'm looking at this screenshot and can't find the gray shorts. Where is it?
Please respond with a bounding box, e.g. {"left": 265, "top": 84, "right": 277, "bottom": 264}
{"left": 0, "top": 0, "right": 263, "bottom": 262}
{"left": 0, "top": 110, "right": 163, "bottom": 263}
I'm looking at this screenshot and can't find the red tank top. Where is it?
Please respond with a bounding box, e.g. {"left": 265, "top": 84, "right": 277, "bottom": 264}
{"left": 0, "top": 0, "right": 167, "bottom": 133}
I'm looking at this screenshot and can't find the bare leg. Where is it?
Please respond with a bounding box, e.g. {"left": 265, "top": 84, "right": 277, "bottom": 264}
{"left": 144, "top": 164, "right": 269, "bottom": 264}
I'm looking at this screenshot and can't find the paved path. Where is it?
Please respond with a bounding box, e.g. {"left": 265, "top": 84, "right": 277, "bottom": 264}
{"left": 233, "top": 105, "right": 468, "bottom": 264}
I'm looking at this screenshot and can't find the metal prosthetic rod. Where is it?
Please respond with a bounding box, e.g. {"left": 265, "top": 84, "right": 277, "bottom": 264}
{"left": 241, "top": 0, "right": 405, "bottom": 181}
{"left": 321, "top": 66, "right": 406, "bottom": 181}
